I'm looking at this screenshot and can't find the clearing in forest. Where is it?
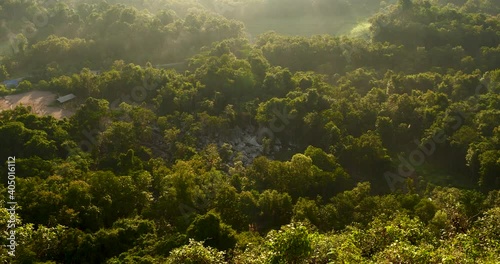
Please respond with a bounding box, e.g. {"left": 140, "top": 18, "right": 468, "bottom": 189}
{"left": 0, "top": 90, "right": 74, "bottom": 119}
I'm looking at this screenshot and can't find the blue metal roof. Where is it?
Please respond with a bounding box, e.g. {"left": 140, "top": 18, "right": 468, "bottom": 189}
{"left": 1, "top": 78, "right": 23, "bottom": 88}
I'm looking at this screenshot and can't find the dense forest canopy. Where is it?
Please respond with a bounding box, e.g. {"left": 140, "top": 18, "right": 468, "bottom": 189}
{"left": 1, "top": 0, "right": 499, "bottom": 263}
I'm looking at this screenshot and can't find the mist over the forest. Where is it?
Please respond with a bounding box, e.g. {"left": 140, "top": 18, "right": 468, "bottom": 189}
{"left": 0, "top": 0, "right": 499, "bottom": 263}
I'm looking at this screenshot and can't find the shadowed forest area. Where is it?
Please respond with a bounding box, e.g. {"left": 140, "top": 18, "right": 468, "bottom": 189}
{"left": 1, "top": 0, "right": 499, "bottom": 263}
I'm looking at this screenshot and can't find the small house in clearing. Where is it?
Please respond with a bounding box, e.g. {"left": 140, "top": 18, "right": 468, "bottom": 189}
{"left": 56, "top": 94, "right": 76, "bottom": 104}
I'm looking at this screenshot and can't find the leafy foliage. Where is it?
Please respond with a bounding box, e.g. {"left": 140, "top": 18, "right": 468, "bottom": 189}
{"left": 0, "top": 0, "right": 499, "bottom": 263}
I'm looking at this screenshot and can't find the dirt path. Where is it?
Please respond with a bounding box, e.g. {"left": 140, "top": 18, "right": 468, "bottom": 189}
{"left": 0, "top": 90, "right": 74, "bottom": 119}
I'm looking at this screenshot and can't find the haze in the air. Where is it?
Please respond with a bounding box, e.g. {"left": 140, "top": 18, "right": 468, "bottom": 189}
{"left": 0, "top": 0, "right": 499, "bottom": 263}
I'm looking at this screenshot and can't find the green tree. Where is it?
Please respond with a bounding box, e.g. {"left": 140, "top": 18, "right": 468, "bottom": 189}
{"left": 166, "top": 239, "right": 227, "bottom": 264}
{"left": 257, "top": 190, "right": 293, "bottom": 231}
{"left": 187, "top": 211, "right": 237, "bottom": 251}
{"left": 266, "top": 222, "right": 312, "bottom": 264}
{"left": 70, "top": 97, "right": 109, "bottom": 134}
{"left": 478, "top": 150, "right": 500, "bottom": 191}
{"left": 0, "top": 65, "right": 9, "bottom": 81}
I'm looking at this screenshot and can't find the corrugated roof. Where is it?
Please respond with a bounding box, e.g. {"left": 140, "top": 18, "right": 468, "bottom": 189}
{"left": 57, "top": 94, "right": 76, "bottom": 103}
{"left": 1, "top": 78, "right": 24, "bottom": 88}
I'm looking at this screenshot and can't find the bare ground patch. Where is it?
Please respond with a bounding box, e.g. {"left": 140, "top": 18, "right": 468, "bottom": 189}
{"left": 0, "top": 90, "right": 74, "bottom": 119}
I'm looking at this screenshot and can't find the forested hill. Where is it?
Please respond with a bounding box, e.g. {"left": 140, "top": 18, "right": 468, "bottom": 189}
{"left": 1, "top": 0, "right": 499, "bottom": 263}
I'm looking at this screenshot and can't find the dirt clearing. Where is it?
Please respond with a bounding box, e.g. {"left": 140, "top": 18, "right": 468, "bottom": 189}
{"left": 0, "top": 90, "right": 74, "bottom": 119}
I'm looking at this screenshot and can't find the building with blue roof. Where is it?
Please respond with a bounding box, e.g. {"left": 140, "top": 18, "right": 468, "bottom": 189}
{"left": 1, "top": 78, "right": 24, "bottom": 88}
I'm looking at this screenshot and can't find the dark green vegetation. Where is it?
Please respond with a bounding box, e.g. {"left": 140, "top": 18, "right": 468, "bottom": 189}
{"left": 1, "top": 0, "right": 499, "bottom": 263}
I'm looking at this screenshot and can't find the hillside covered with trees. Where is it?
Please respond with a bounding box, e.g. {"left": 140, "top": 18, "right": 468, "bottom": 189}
{"left": 1, "top": 0, "right": 499, "bottom": 263}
